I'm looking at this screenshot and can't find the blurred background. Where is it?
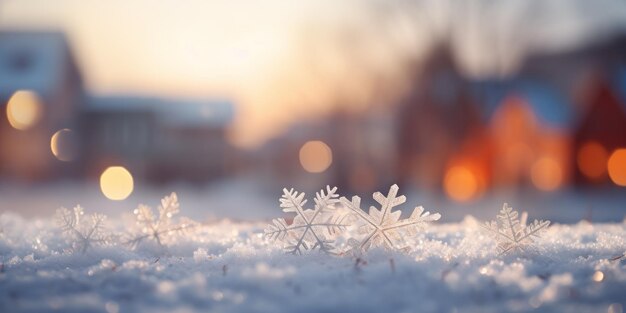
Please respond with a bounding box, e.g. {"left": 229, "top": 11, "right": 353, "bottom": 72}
{"left": 1, "top": 0, "right": 626, "bottom": 222}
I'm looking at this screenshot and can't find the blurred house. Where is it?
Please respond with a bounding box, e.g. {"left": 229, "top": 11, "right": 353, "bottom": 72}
{"left": 391, "top": 34, "right": 626, "bottom": 199}
{"left": 0, "top": 30, "right": 236, "bottom": 184}
{"left": 573, "top": 77, "right": 626, "bottom": 185}
{"left": 250, "top": 35, "right": 626, "bottom": 198}
{"left": 396, "top": 44, "right": 487, "bottom": 194}
{"left": 0, "top": 31, "right": 83, "bottom": 181}
{"left": 81, "top": 96, "right": 235, "bottom": 183}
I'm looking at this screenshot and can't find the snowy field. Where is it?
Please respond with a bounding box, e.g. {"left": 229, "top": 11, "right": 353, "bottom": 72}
{"left": 0, "top": 182, "right": 625, "bottom": 313}
{"left": 0, "top": 213, "right": 625, "bottom": 313}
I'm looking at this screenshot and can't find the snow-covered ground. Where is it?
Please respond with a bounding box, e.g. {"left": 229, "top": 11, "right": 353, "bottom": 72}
{"left": 1, "top": 181, "right": 626, "bottom": 312}
{"left": 1, "top": 205, "right": 625, "bottom": 312}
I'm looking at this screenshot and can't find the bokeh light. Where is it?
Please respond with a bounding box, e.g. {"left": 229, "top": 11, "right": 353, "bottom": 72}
{"left": 299, "top": 141, "right": 332, "bottom": 173}
{"left": 607, "top": 149, "right": 626, "bottom": 187}
{"left": 6, "top": 90, "right": 43, "bottom": 130}
{"left": 50, "top": 129, "right": 78, "bottom": 162}
{"left": 100, "top": 166, "right": 134, "bottom": 200}
{"left": 592, "top": 270, "right": 604, "bottom": 282}
{"left": 444, "top": 166, "right": 479, "bottom": 202}
{"left": 577, "top": 141, "right": 608, "bottom": 180}
{"left": 531, "top": 156, "right": 563, "bottom": 191}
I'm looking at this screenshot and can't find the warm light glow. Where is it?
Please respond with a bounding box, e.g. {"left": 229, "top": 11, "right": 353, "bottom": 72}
{"left": 100, "top": 166, "right": 134, "bottom": 200}
{"left": 592, "top": 270, "right": 604, "bottom": 282}
{"left": 577, "top": 141, "right": 608, "bottom": 180}
{"left": 530, "top": 157, "right": 563, "bottom": 191}
{"left": 6, "top": 90, "right": 43, "bottom": 130}
{"left": 444, "top": 166, "right": 479, "bottom": 202}
{"left": 299, "top": 141, "right": 332, "bottom": 173}
{"left": 608, "top": 149, "right": 626, "bottom": 187}
{"left": 50, "top": 129, "right": 77, "bottom": 162}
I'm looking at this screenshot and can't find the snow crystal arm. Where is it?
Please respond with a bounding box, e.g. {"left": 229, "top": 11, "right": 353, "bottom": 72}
{"left": 373, "top": 184, "right": 406, "bottom": 225}
{"left": 123, "top": 234, "right": 151, "bottom": 248}
{"left": 410, "top": 206, "right": 441, "bottom": 222}
{"left": 125, "top": 220, "right": 196, "bottom": 248}
{"left": 499, "top": 204, "right": 520, "bottom": 242}
{"left": 135, "top": 205, "right": 156, "bottom": 231}
{"left": 382, "top": 206, "right": 441, "bottom": 231}
{"left": 340, "top": 196, "right": 377, "bottom": 227}
{"left": 56, "top": 207, "right": 77, "bottom": 231}
{"left": 516, "top": 219, "right": 550, "bottom": 242}
{"left": 313, "top": 186, "right": 339, "bottom": 213}
{"left": 56, "top": 206, "right": 86, "bottom": 241}
{"left": 264, "top": 218, "right": 305, "bottom": 241}
{"left": 85, "top": 214, "right": 106, "bottom": 240}
{"left": 497, "top": 243, "right": 516, "bottom": 256}
{"left": 481, "top": 221, "right": 515, "bottom": 243}
{"left": 307, "top": 185, "right": 340, "bottom": 226}
{"left": 319, "top": 214, "right": 351, "bottom": 235}
{"left": 280, "top": 188, "right": 309, "bottom": 221}
{"left": 158, "top": 192, "right": 180, "bottom": 223}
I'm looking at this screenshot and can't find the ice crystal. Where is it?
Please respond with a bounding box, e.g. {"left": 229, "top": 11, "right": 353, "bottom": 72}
{"left": 264, "top": 186, "right": 350, "bottom": 255}
{"left": 126, "top": 192, "right": 195, "bottom": 248}
{"left": 56, "top": 206, "right": 110, "bottom": 253}
{"left": 482, "top": 203, "right": 551, "bottom": 255}
{"left": 340, "top": 184, "right": 441, "bottom": 252}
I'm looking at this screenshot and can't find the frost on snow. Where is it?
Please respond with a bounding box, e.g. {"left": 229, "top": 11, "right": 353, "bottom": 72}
{"left": 264, "top": 186, "right": 350, "bottom": 254}
{"left": 4, "top": 187, "right": 626, "bottom": 312}
{"left": 340, "top": 184, "right": 441, "bottom": 252}
{"left": 56, "top": 205, "right": 110, "bottom": 253}
{"left": 126, "top": 192, "right": 195, "bottom": 248}
{"left": 482, "top": 203, "right": 551, "bottom": 255}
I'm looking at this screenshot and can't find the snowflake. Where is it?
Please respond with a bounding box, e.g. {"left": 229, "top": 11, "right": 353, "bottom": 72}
{"left": 264, "top": 186, "right": 350, "bottom": 255}
{"left": 482, "top": 203, "right": 550, "bottom": 255}
{"left": 340, "top": 184, "right": 441, "bottom": 252}
{"left": 125, "top": 192, "right": 196, "bottom": 248}
{"left": 56, "top": 206, "right": 110, "bottom": 253}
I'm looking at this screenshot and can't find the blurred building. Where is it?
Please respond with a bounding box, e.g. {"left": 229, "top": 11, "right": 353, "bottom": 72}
{"left": 0, "top": 31, "right": 84, "bottom": 181}
{"left": 392, "top": 34, "right": 626, "bottom": 199}
{"left": 81, "top": 96, "right": 234, "bottom": 183}
{"left": 2, "top": 28, "right": 626, "bottom": 195}
{"left": 573, "top": 77, "right": 626, "bottom": 186}
{"left": 396, "top": 44, "right": 487, "bottom": 193}
{"left": 253, "top": 34, "right": 626, "bottom": 199}
{"left": 0, "top": 30, "right": 235, "bottom": 184}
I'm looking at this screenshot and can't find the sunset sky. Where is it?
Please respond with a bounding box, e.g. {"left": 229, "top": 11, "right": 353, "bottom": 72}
{"left": 0, "top": 0, "right": 335, "bottom": 147}
{"left": 2, "top": 0, "right": 626, "bottom": 147}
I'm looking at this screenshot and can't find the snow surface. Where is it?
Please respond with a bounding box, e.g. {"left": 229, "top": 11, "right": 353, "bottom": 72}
{"left": 1, "top": 210, "right": 625, "bottom": 313}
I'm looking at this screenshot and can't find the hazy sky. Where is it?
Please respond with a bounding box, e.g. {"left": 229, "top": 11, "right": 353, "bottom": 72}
{"left": 0, "top": 0, "right": 378, "bottom": 147}
{"left": 2, "top": 0, "right": 626, "bottom": 147}
{"left": 0, "top": 0, "right": 413, "bottom": 147}
{"left": 0, "top": 0, "right": 305, "bottom": 95}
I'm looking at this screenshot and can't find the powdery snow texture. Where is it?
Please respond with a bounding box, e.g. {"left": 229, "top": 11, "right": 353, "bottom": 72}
{"left": 0, "top": 212, "right": 625, "bottom": 313}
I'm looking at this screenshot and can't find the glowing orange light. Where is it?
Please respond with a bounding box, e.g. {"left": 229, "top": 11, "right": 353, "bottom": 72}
{"left": 607, "top": 149, "right": 626, "bottom": 187}
{"left": 100, "top": 166, "right": 134, "bottom": 200}
{"left": 5, "top": 90, "right": 43, "bottom": 130}
{"left": 50, "top": 129, "right": 77, "bottom": 162}
{"left": 577, "top": 141, "right": 608, "bottom": 180}
{"left": 299, "top": 140, "right": 332, "bottom": 173}
{"left": 444, "top": 166, "right": 479, "bottom": 202}
{"left": 530, "top": 156, "right": 563, "bottom": 191}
